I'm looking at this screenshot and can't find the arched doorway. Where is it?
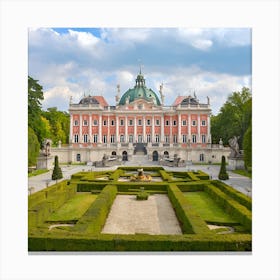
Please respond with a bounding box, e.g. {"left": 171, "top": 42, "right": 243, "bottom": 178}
{"left": 163, "top": 151, "right": 169, "bottom": 158}
{"left": 112, "top": 151, "right": 117, "bottom": 156}
{"left": 122, "top": 151, "right": 128, "bottom": 161}
{"left": 152, "top": 151, "right": 158, "bottom": 161}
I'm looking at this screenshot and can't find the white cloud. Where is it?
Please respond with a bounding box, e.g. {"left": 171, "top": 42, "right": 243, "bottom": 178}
{"left": 191, "top": 39, "right": 213, "bottom": 50}
{"left": 68, "top": 29, "right": 99, "bottom": 47}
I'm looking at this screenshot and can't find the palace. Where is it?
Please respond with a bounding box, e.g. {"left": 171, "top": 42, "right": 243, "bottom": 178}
{"left": 52, "top": 71, "right": 229, "bottom": 165}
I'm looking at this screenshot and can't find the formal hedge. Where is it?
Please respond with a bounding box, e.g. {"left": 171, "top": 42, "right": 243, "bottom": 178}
{"left": 28, "top": 181, "right": 77, "bottom": 228}
{"left": 73, "top": 185, "right": 117, "bottom": 234}
{"left": 28, "top": 232, "right": 251, "bottom": 251}
{"left": 205, "top": 184, "right": 252, "bottom": 232}
{"left": 211, "top": 180, "right": 252, "bottom": 210}
{"left": 167, "top": 184, "right": 211, "bottom": 235}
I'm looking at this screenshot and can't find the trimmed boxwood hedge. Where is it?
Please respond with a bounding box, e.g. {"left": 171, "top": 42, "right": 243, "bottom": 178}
{"left": 74, "top": 184, "right": 117, "bottom": 234}
{"left": 167, "top": 184, "right": 211, "bottom": 235}
{"left": 28, "top": 232, "right": 252, "bottom": 251}
{"left": 211, "top": 180, "right": 252, "bottom": 210}
{"left": 205, "top": 184, "right": 252, "bottom": 232}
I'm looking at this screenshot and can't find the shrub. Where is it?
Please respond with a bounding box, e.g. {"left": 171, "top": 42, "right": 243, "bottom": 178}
{"left": 218, "top": 156, "right": 229, "bottom": 180}
{"left": 136, "top": 191, "right": 149, "bottom": 200}
{"left": 52, "top": 155, "right": 63, "bottom": 180}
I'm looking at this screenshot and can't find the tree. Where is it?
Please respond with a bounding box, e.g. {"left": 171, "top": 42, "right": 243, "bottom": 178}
{"left": 211, "top": 87, "right": 252, "bottom": 149}
{"left": 52, "top": 155, "right": 63, "bottom": 181}
{"left": 28, "top": 127, "right": 40, "bottom": 167}
{"left": 243, "top": 122, "right": 252, "bottom": 171}
{"left": 218, "top": 156, "right": 229, "bottom": 180}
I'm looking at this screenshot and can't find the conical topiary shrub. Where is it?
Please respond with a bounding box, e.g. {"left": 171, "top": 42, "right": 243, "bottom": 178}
{"left": 52, "top": 155, "right": 63, "bottom": 181}
{"left": 218, "top": 155, "right": 229, "bottom": 180}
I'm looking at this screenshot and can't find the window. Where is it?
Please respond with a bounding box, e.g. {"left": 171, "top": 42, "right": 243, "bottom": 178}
{"left": 155, "top": 134, "right": 160, "bottom": 143}
{"left": 201, "top": 120, "right": 206, "bottom": 126}
{"left": 147, "top": 134, "right": 151, "bottom": 142}
{"left": 120, "top": 119, "right": 124, "bottom": 126}
{"left": 156, "top": 119, "right": 160, "bottom": 126}
{"left": 129, "top": 135, "right": 133, "bottom": 143}
{"left": 138, "top": 104, "right": 143, "bottom": 110}
{"left": 192, "top": 120, "right": 196, "bottom": 126}
{"left": 147, "top": 119, "right": 151, "bottom": 126}
{"left": 192, "top": 134, "right": 197, "bottom": 143}
{"left": 182, "top": 120, "right": 187, "bottom": 126}
{"left": 93, "top": 119, "right": 98, "bottom": 126}
{"left": 103, "top": 135, "right": 107, "bottom": 143}
{"left": 110, "top": 135, "right": 115, "bottom": 143}
{"left": 93, "top": 134, "right": 98, "bottom": 143}
{"left": 165, "top": 120, "right": 169, "bottom": 126}
{"left": 83, "top": 120, "right": 88, "bottom": 126}
{"left": 199, "top": 154, "right": 205, "bottom": 162}
{"left": 111, "top": 120, "right": 115, "bottom": 126}
{"left": 74, "top": 120, "right": 79, "bottom": 126}
{"left": 83, "top": 134, "right": 88, "bottom": 143}
{"left": 76, "top": 154, "right": 81, "bottom": 162}
{"left": 164, "top": 135, "right": 169, "bottom": 143}
{"left": 120, "top": 135, "right": 125, "bottom": 142}
{"left": 173, "top": 135, "right": 177, "bottom": 143}
{"left": 103, "top": 120, "right": 107, "bottom": 126}
{"left": 202, "top": 134, "right": 206, "bottom": 143}
{"left": 129, "top": 119, "right": 133, "bottom": 126}
{"left": 173, "top": 120, "right": 177, "bottom": 126}
{"left": 138, "top": 119, "right": 142, "bottom": 126}
{"left": 182, "top": 135, "right": 187, "bottom": 143}
{"left": 74, "top": 134, "right": 79, "bottom": 143}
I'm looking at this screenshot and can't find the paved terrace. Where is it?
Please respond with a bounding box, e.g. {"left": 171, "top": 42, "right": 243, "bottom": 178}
{"left": 28, "top": 161, "right": 252, "bottom": 197}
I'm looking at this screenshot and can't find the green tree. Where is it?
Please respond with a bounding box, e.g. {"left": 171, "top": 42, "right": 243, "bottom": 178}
{"left": 28, "top": 127, "right": 40, "bottom": 166}
{"left": 243, "top": 122, "right": 252, "bottom": 170}
{"left": 211, "top": 87, "right": 252, "bottom": 149}
{"left": 52, "top": 155, "right": 63, "bottom": 181}
{"left": 218, "top": 155, "right": 229, "bottom": 180}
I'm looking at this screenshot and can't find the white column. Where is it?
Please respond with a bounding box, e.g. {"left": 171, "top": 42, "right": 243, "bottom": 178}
{"left": 116, "top": 115, "right": 119, "bottom": 143}
{"left": 170, "top": 115, "right": 172, "bottom": 143}
{"left": 152, "top": 116, "right": 155, "bottom": 142}
{"left": 89, "top": 113, "right": 92, "bottom": 143}
{"left": 161, "top": 115, "right": 164, "bottom": 142}
{"left": 79, "top": 114, "right": 83, "bottom": 143}
{"left": 134, "top": 116, "right": 137, "bottom": 142}
{"left": 188, "top": 114, "right": 191, "bottom": 142}
{"left": 178, "top": 113, "right": 181, "bottom": 143}
{"left": 69, "top": 114, "right": 73, "bottom": 143}
{"left": 198, "top": 114, "right": 201, "bottom": 143}
{"left": 143, "top": 115, "right": 146, "bottom": 142}
{"left": 107, "top": 115, "right": 110, "bottom": 144}
{"left": 98, "top": 115, "right": 102, "bottom": 143}
{"left": 125, "top": 116, "right": 128, "bottom": 142}
{"left": 207, "top": 114, "right": 211, "bottom": 143}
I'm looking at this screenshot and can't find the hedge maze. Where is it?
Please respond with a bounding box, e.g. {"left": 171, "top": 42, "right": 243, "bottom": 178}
{"left": 28, "top": 167, "right": 252, "bottom": 251}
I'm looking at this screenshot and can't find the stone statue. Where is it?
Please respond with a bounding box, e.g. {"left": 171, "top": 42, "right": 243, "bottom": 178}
{"left": 228, "top": 136, "right": 241, "bottom": 158}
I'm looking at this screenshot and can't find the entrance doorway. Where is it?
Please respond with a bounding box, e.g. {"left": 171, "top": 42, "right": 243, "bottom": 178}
{"left": 152, "top": 151, "right": 159, "bottom": 161}
{"left": 122, "top": 151, "right": 128, "bottom": 161}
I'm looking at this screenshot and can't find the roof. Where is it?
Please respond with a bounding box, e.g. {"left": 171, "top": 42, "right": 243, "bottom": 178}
{"left": 118, "top": 72, "right": 161, "bottom": 106}
{"left": 173, "top": 95, "right": 199, "bottom": 106}
{"left": 79, "top": 95, "right": 108, "bottom": 107}
{"left": 172, "top": 96, "right": 185, "bottom": 106}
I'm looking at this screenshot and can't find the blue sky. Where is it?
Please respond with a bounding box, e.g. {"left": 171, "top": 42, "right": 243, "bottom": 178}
{"left": 28, "top": 28, "right": 251, "bottom": 115}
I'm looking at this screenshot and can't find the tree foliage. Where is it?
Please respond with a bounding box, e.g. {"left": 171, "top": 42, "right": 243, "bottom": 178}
{"left": 211, "top": 87, "right": 252, "bottom": 150}
{"left": 28, "top": 127, "right": 40, "bottom": 166}
{"left": 52, "top": 155, "right": 63, "bottom": 180}
{"left": 242, "top": 122, "right": 252, "bottom": 170}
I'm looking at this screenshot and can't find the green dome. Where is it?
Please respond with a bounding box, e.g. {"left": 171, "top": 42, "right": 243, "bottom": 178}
{"left": 119, "top": 72, "right": 161, "bottom": 106}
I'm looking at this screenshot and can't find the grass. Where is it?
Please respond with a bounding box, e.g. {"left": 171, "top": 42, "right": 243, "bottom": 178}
{"left": 184, "top": 191, "right": 238, "bottom": 224}
{"left": 231, "top": 169, "right": 252, "bottom": 178}
{"left": 28, "top": 169, "right": 49, "bottom": 177}
{"left": 47, "top": 193, "right": 97, "bottom": 222}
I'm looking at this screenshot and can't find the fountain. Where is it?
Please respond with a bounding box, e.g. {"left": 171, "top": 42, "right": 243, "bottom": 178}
{"left": 130, "top": 168, "right": 152, "bottom": 182}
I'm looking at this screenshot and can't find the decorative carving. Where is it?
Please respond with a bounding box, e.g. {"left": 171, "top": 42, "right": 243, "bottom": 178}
{"left": 228, "top": 136, "right": 241, "bottom": 158}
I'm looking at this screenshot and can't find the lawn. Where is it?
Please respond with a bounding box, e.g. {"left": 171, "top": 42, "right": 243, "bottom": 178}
{"left": 28, "top": 169, "right": 49, "bottom": 177}
{"left": 184, "top": 191, "right": 238, "bottom": 224}
{"left": 47, "top": 193, "right": 97, "bottom": 222}
{"left": 231, "top": 169, "right": 252, "bottom": 178}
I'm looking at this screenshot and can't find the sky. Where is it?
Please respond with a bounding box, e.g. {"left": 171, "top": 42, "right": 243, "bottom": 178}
{"left": 28, "top": 28, "right": 251, "bottom": 115}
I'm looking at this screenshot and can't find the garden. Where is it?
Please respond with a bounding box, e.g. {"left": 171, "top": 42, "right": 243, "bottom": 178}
{"left": 28, "top": 167, "right": 252, "bottom": 251}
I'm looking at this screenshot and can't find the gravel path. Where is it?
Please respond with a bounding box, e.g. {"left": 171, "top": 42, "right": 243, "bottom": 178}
{"left": 102, "top": 194, "right": 182, "bottom": 235}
